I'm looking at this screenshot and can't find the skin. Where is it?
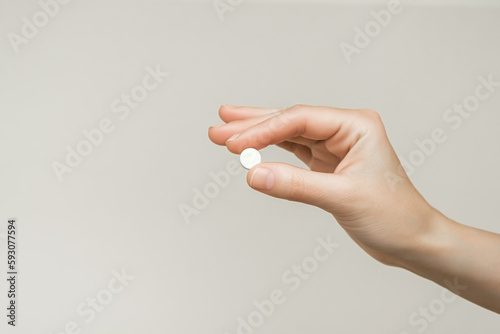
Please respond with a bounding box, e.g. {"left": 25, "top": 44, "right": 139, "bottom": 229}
{"left": 208, "top": 104, "right": 500, "bottom": 314}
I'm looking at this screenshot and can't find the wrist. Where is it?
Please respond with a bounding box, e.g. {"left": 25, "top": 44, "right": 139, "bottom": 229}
{"left": 391, "top": 207, "right": 454, "bottom": 274}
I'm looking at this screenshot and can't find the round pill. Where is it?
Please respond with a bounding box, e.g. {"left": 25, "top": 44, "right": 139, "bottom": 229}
{"left": 240, "top": 148, "right": 261, "bottom": 170}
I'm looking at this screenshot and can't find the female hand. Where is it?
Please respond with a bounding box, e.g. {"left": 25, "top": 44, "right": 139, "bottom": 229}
{"left": 209, "top": 104, "right": 500, "bottom": 313}
{"left": 209, "top": 104, "right": 435, "bottom": 266}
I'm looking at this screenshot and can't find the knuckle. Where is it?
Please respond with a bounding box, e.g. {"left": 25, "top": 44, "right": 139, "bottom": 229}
{"left": 255, "top": 128, "right": 273, "bottom": 147}
{"left": 359, "top": 108, "right": 384, "bottom": 132}
{"left": 285, "top": 104, "right": 308, "bottom": 118}
{"left": 289, "top": 104, "right": 305, "bottom": 111}
{"left": 360, "top": 108, "right": 382, "bottom": 122}
{"left": 287, "top": 172, "right": 306, "bottom": 202}
{"left": 268, "top": 111, "right": 286, "bottom": 130}
{"left": 281, "top": 106, "right": 306, "bottom": 134}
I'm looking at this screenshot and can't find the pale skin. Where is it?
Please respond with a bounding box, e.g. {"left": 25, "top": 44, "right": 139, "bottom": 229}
{"left": 208, "top": 104, "right": 500, "bottom": 314}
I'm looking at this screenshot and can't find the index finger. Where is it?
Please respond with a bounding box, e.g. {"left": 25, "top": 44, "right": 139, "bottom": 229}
{"left": 225, "top": 104, "right": 363, "bottom": 158}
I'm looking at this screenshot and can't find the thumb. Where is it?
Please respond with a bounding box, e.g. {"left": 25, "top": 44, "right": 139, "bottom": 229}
{"left": 246, "top": 162, "right": 342, "bottom": 211}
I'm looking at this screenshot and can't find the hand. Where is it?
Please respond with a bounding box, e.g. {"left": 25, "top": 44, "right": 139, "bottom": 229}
{"left": 208, "top": 104, "right": 437, "bottom": 266}
{"left": 209, "top": 104, "right": 500, "bottom": 313}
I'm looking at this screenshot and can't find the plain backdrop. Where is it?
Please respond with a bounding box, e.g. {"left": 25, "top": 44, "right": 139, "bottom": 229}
{"left": 0, "top": 0, "right": 499, "bottom": 333}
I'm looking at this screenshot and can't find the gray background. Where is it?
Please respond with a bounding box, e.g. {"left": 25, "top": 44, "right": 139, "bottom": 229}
{"left": 1, "top": 0, "right": 499, "bottom": 333}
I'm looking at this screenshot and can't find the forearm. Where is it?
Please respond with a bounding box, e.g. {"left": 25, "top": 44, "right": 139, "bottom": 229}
{"left": 394, "top": 209, "right": 500, "bottom": 313}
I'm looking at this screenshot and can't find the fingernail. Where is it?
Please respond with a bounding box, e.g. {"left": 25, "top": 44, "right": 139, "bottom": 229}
{"left": 210, "top": 123, "right": 225, "bottom": 128}
{"left": 223, "top": 104, "right": 238, "bottom": 108}
{"left": 249, "top": 168, "right": 275, "bottom": 190}
{"left": 226, "top": 133, "right": 240, "bottom": 143}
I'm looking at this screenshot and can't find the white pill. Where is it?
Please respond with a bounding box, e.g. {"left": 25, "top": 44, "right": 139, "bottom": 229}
{"left": 240, "top": 148, "right": 261, "bottom": 170}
